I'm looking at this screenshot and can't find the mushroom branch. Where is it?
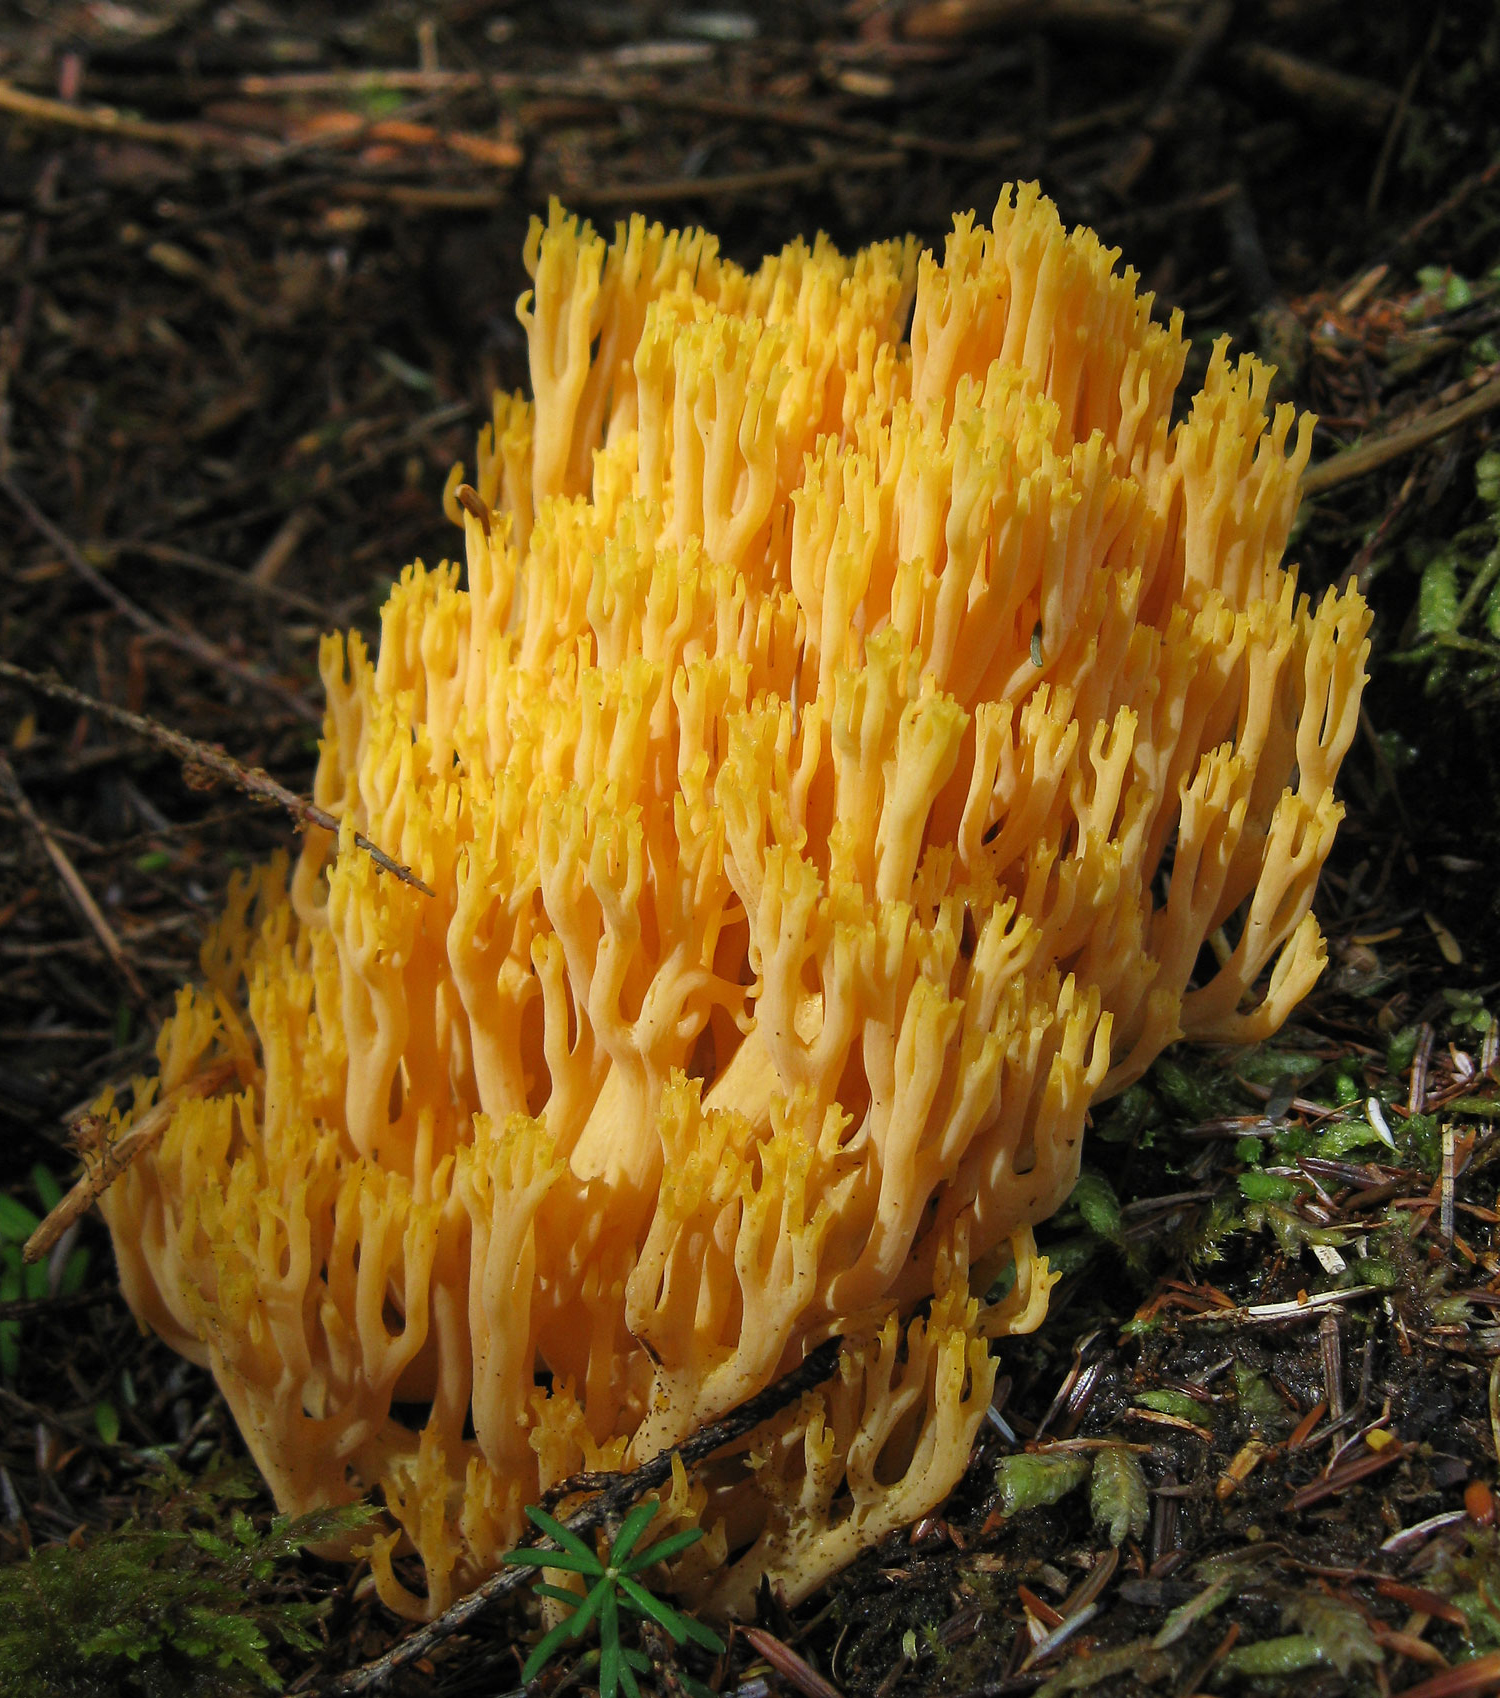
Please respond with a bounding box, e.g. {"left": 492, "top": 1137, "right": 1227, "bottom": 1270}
{"left": 95, "top": 185, "right": 1368, "bottom": 1619}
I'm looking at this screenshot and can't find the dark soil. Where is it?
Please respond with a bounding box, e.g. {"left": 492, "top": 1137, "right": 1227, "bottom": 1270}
{"left": 4, "top": 4, "right": 1500, "bottom": 1696}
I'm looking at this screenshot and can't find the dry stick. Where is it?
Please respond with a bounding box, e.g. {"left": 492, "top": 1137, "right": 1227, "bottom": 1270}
{"left": 0, "top": 660, "right": 433, "bottom": 896}
{"left": 240, "top": 68, "right": 486, "bottom": 96}
{"left": 118, "top": 540, "right": 336, "bottom": 620}
{"left": 1100, "top": 0, "right": 1234, "bottom": 196}
{"left": 0, "top": 156, "right": 61, "bottom": 480}
{"left": 335, "top": 181, "right": 509, "bottom": 212}
{"left": 0, "top": 76, "right": 275, "bottom": 158}
{"left": 1348, "top": 467, "right": 1418, "bottom": 593}
{"left": 0, "top": 1288, "right": 123, "bottom": 1321}
{"left": 570, "top": 147, "right": 908, "bottom": 207}
{"left": 1365, "top": 159, "right": 1500, "bottom": 289}
{"left": 569, "top": 100, "right": 1150, "bottom": 208}
{"left": 22, "top": 1058, "right": 237, "bottom": 1264}
{"left": 902, "top": 0, "right": 1400, "bottom": 129}
{"left": 260, "top": 89, "right": 521, "bottom": 173}
{"left": 646, "top": 89, "right": 1145, "bottom": 162}
{"left": 324, "top": 1334, "right": 845, "bottom": 1695}
{"left": 1364, "top": 11, "right": 1436, "bottom": 219}
{"left": 249, "top": 506, "right": 318, "bottom": 585}
{"left": 0, "top": 748, "right": 149, "bottom": 1005}
{"left": 0, "top": 77, "right": 496, "bottom": 178}
{"left": 1300, "top": 374, "right": 1500, "bottom": 498}
{"left": 239, "top": 66, "right": 1141, "bottom": 161}
{"left": 158, "top": 399, "right": 470, "bottom": 540}
{"left": 1, "top": 474, "right": 319, "bottom": 721}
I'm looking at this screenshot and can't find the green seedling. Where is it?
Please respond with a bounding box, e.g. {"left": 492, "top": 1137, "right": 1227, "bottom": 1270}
{"left": 503, "top": 1502, "right": 724, "bottom": 1698}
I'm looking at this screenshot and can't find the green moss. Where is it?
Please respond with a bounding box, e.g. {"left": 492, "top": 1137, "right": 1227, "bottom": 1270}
{"left": 1089, "top": 1446, "right": 1149, "bottom": 1547}
{"left": 0, "top": 1462, "right": 371, "bottom": 1697}
{"left": 1134, "top": 1388, "right": 1206, "bottom": 1422}
{"left": 1233, "top": 1364, "right": 1292, "bottom": 1439}
{"left": 1237, "top": 1171, "right": 1302, "bottom": 1203}
{"left": 1215, "top": 1633, "right": 1330, "bottom": 1678}
{"left": 1093, "top": 1084, "right": 1160, "bottom": 1145}
{"left": 1068, "top": 1171, "right": 1124, "bottom": 1245}
{"left": 992, "top": 1453, "right": 1091, "bottom": 1517}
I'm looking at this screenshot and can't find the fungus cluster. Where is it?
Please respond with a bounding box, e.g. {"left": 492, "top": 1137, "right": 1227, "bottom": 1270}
{"left": 99, "top": 185, "right": 1368, "bottom": 1618}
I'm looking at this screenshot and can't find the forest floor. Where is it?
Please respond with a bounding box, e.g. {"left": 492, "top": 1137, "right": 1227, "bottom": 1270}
{"left": 4, "top": 2, "right": 1500, "bottom": 1695}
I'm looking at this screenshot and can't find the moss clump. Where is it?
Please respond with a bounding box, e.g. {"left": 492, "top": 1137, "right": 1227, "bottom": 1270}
{"left": 0, "top": 1461, "right": 370, "bottom": 1697}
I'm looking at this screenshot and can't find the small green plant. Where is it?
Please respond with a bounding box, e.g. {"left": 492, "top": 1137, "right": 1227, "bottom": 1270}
{"left": 1035, "top": 1167, "right": 1131, "bottom": 1279}
{"left": 1443, "top": 986, "right": 1493, "bottom": 1035}
{"left": 0, "top": 1460, "right": 370, "bottom": 1696}
{"left": 504, "top": 1502, "right": 725, "bottom": 1698}
{"left": 1390, "top": 448, "right": 1500, "bottom": 703}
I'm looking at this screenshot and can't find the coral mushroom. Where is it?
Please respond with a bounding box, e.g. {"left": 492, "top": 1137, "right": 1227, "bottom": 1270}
{"left": 98, "top": 185, "right": 1368, "bottom": 1619}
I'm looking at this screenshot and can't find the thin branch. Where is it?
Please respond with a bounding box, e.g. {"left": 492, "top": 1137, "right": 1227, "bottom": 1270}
{"left": 902, "top": 1, "right": 1401, "bottom": 130}
{"left": 322, "top": 1334, "right": 846, "bottom": 1694}
{"left": 116, "top": 539, "right": 336, "bottom": 620}
{"left": 0, "top": 749, "right": 148, "bottom": 1005}
{"left": 239, "top": 69, "right": 488, "bottom": 96}
{"left": 23, "top": 1058, "right": 238, "bottom": 1263}
{"left": 235, "top": 67, "right": 1140, "bottom": 163}
{"left": 0, "top": 1288, "right": 124, "bottom": 1321}
{"left": 1099, "top": 0, "right": 1235, "bottom": 196}
{"left": 594, "top": 89, "right": 1144, "bottom": 163}
{"left": 1, "top": 473, "right": 320, "bottom": 721}
{"left": 1301, "top": 372, "right": 1500, "bottom": 497}
{"left": 335, "top": 180, "right": 508, "bottom": 211}
{"left": 156, "top": 399, "right": 471, "bottom": 540}
{"left": 569, "top": 148, "right": 907, "bottom": 207}
{"left": 1378, "top": 156, "right": 1500, "bottom": 273}
{"left": 0, "top": 660, "right": 434, "bottom": 896}
{"left": 0, "top": 75, "right": 277, "bottom": 158}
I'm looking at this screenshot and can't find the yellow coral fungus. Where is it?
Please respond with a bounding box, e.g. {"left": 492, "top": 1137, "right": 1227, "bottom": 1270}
{"left": 98, "top": 185, "right": 1368, "bottom": 1618}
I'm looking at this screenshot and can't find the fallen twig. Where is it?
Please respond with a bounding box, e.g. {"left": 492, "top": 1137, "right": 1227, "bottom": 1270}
{"left": 902, "top": 1, "right": 1401, "bottom": 129}
{"left": 1178, "top": 1284, "right": 1380, "bottom": 1325}
{"left": 240, "top": 69, "right": 484, "bottom": 96}
{"left": 0, "top": 660, "right": 433, "bottom": 896}
{"left": 1359, "top": 156, "right": 1500, "bottom": 283}
{"left": 335, "top": 181, "right": 508, "bottom": 211}
{"left": 118, "top": 539, "right": 335, "bottom": 620}
{"left": 0, "top": 750, "right": 148, "bottom": 1005}
{"left": 1301, "top": 374, "right": 1500, "bottom": 497}
{"left": 0, "top": 1287, "right": 124, "bottom": 1321}
{"left": 1100, "top": 0, "right": 1234, "bottom": 195}
{"left": 0, "top": 76, "right": 275, "bottom": 157}
{"left": 570, "top": 148, "right": 908, "bottom": 207}
{"left": 1287, "top": 1439, "right": 1410, "bottom": 1510}
{"left": 322, "top": 1334, "right": 845, "bottom": 1694}
{"left": 1, "top": 473, "right": 319, "bottom": 720}
{"left": 533, "top": 86, "right": 1143, "bottom": 163}
{"left": 1410, "top": 1022, "right": 1436, "bottom": 1115}
{"left": 22, "top": 1058, "right": 237, "bottom": 1263}
{"left": 566, "top": 96, "right": 1149, "bottom": 206}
